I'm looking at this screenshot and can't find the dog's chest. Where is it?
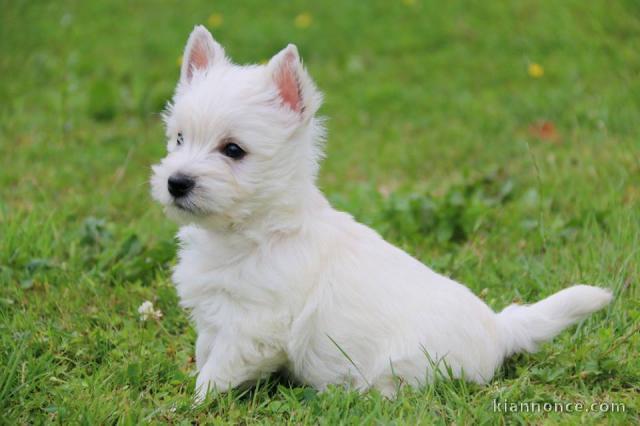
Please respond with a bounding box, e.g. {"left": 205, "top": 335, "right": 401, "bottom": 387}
{"left": 172, "top": 226, "right": 312, "bottom": 334}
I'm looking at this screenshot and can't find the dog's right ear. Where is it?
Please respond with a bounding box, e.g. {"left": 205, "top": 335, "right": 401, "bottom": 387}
{"left": 180, "top": 25, "right": 226, "bottom": 84}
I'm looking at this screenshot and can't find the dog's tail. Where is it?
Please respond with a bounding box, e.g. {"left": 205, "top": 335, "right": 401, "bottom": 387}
{"left": 496, "top": 285, "right": 612, "bottom": 356}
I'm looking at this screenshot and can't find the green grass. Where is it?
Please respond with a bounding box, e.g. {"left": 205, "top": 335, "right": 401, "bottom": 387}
{"left": 1, "top": 0, "right": 639, "bottom": 423}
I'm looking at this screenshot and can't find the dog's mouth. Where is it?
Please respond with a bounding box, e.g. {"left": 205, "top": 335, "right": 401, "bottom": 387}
{"left": 172, "top": 197, "right": 206, "bottom": 215}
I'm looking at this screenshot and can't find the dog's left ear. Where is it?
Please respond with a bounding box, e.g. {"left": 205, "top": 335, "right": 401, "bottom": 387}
{"left": 180, "top": 25, "right": 226, "bottom": 84}
{"left": 268, "top": 44, "right": 322, "bottom": 122}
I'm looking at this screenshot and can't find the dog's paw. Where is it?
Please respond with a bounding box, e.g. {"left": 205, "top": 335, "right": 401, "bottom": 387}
{"left": 193, "top": 382, "right": 213, "bottom": 406}
{"left": 193, "top": 371, "right": 234, "bottom": 405}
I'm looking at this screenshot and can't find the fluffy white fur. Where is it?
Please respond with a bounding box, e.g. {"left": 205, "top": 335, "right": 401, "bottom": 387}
{"left": 151, "top": 26, "right": 613, "bottom": 401}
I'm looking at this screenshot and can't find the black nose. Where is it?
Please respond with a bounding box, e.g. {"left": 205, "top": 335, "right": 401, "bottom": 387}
{"left": 168, "top": 174, "right": 195, "bottom": 198}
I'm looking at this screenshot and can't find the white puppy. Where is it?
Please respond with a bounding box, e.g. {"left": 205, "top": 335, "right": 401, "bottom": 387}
{"left": 151, "top": 26, "right": 612, "bottom": 400}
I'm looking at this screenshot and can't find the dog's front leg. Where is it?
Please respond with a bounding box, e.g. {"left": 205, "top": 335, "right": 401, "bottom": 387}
{"left": 194, "top": 335, "right": 284, "bottom": 403}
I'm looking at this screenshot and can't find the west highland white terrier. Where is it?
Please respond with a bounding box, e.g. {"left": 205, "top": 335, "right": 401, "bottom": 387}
{"left": 151, "top": 26, "right": 613, "bottom": 401}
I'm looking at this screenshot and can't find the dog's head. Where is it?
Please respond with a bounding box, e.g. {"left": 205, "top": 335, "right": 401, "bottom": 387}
{"left": 151, "top": 26, "right": 324, "bottom": 228}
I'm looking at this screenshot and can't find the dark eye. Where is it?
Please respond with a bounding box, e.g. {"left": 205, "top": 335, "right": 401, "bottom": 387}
{"left": 177, "top": 133, "right": 184, "bottom": 146}
{"left": 221, "top": 141, "right": 246, "bottom": 160}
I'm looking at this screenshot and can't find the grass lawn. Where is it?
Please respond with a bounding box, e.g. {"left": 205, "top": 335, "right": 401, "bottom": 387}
{"left": 1, "top": 0, "right": 639, "bottom": 423}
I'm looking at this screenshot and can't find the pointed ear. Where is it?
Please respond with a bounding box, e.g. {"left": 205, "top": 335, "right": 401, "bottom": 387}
{"left": 180, "top": 25, "right": 225, "bottom": 84}
{"left": 268, "top": 44, "right": 322, "bottom": 120}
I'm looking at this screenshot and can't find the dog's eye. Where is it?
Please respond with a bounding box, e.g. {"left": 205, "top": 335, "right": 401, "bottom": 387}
{"left": 221, "top": 141, "right": 246, "bottom": 160}
{"left": 176, "top": 133, "right": 184, "bottom": 146}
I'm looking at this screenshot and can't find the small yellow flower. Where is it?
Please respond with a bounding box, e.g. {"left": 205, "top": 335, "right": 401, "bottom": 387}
{"left": 208, "top": 13, "right": 223, "bottom": 28}
{"left": 402, "top": 0, "right": 417, "bottom": 6}
{"left": 294, "top": 13, "right": 312, "bottom": 29}
{"left": 528, "top": 63, "right": 544, "bottom": 78}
